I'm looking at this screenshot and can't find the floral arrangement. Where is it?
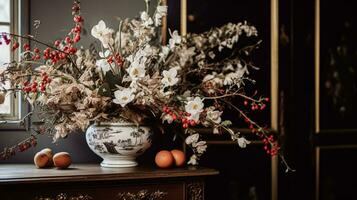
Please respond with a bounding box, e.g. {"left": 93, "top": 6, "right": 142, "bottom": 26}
{"left": 0, "top": 0, "right": 289, "bottom": 168}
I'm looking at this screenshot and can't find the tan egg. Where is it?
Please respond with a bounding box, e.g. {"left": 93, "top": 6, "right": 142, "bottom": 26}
{"left": 53, "top": 152, "right": 72, "bottom": 169}
{"left": 34, "top": 151, "right": 50, "bottom": 168}
{"left": 41, "top": 148, "right": 53, "bottom": 167}
{"left": 171, "top": 149, "right": 186, "bottom": 167}
{"left": 155, "top": 150, "right": 174, "bottom": 169}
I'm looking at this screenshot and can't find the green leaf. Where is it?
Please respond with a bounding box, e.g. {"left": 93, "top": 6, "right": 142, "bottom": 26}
{"left": 221, "top": 120, "right": 232, "bottom": 127}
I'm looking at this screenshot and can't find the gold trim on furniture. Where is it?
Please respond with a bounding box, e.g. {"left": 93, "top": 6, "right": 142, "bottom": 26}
{"left": 315, "top": 147, "right": 320, "bottom": 200}
{"left": 161, "top": 0, "right": 168, "bottom": 44}
{"left": 180, "top": 0, "right": 187, "bottom": 36}
{"left": 270, "top": 0, "right": 279, "bottom": 199}
{"left": 315, "top": 0, "right": 320, "bottom": 134}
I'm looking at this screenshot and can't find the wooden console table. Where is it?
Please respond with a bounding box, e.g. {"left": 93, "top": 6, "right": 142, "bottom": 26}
{"left": 0, "top": 164, "right": 218, "bottom": 200}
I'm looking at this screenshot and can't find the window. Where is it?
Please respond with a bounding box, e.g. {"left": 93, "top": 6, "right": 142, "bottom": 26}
{"left": 0, "top": 0, "right": 22, "bottom": 123}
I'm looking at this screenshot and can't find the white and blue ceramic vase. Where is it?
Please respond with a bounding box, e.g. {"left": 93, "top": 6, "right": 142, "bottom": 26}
{"left": 86, "top": 121, "right": 153, "bottom": 168}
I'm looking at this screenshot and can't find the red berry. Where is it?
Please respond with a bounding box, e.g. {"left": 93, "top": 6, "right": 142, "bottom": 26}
{"left": 74, "top": 15, "right": 83, "bottom": 23}
{"left": 172, "top": 114, "right": 177, "bottom": 121}
{"left": 65, "top": 36, "right": 72, "bottom": 44}
{"left": 59, "top": 53, "right": 66, "bottom": 59}
{"left": 44, "top": 47, "right": 51, "bottom": 53}
{"left": 260, "top": 104, "right": 266, "bottom": 110}
{"left": 265, "top": 97, "right": 269, "bottom": 102}
{"left": 12, "top": 42, "right": 19, "bottom": 50}
{"left": 163, "top": 106, "right": 169, "bottom": 113}
{"left": 244, "top": 101, "right": 248, "bottom": 106}
{"left": 181, "top": 118, "right": 187, "bottom": 124}
{"left": 189, "top": 120, "right": 196, "bottom": 126}
{"left": 107, "top": 56, "right": 113, "bottom": 64}
{"left": 73, "top": 34, "right": 80, "bottom": 43}
{"left": 54, "top": 40, "right": 61, "bottom": 46}
{"left": 182, "top": 123, "right": 188, "bottom": 129}
{"left": 74, "top": 25, "right": 82, "bottom": 33}
{"left": 34, "top": 48, "right": 40, "bottom": 53}
{"left": 70, "top": 47, "right": 77, "bottom": 54}
{"left": 23, "top": 43, "right": 30, "bottom": 51}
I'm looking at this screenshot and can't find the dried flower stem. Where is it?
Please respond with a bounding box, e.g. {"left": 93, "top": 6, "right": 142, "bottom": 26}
{"left": 203, "top": 93, "right": 264, "bottom": 103}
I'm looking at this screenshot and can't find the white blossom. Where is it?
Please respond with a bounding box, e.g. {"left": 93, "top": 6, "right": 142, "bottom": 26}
{"left": 188, "top": 154, "right": 198, "bottom": 165}
{"left": 178, "top": 47, "right": 195, "bottom": 66}
{"left": 185, "top": 97, "right": 204, "bottom": 116}
{"left": 99, "top": 50, "right": 110, "bottom": 58}
{"left": 185, "top": 133, "right": 199, "bottom": 145}
{"left": 140, "top": 12, "right": 153, "bottom": 27}
{"left": 161, "top": 113, "right": 174, "bottom": 124}
{"left": 91, "top": 20, "right": 114, "bottom": 48}
{"left": 188, "top": 113, "right": 200, "bottom": 123}
{"left": 193, "top": 141, "right": 207, "bottom": 154}
{"left": 237, "top": 137, "right": 251, "bottom": 148}
{"left": 206, "top": 108, "right": 223, "bottom": 124}
{"left": 169, "top": 30, "right": 181, "bottom": 49}
{"left": 159, "top": 46, "right": 170, "bottom": 61}
{"left": 96, "top": 59, "right": 111, "bottom": 74}
{"left": 223, "top": 72, "right": 240, "bottom": 85}
{"left": 127, "top": 65, "right": 146, "bottom": 80}
{"left": 161, "top": 68, "right": 179, "bottom": 87}
{"left": 113, "top": 88, "right": 135, "bottom": 107}
{"left": 155, "top": 6, "right": 168, "bottom": 26}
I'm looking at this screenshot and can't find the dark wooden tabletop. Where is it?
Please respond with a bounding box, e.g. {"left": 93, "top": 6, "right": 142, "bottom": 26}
{"left": 0, "top": 164, "right": 219, "bottom": 185}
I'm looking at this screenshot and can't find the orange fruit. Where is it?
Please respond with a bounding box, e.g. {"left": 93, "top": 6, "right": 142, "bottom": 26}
{"left": 34, "top": 151, "right": 50, "bottom": 168}
{"left": 53, "top": 152, "right": 72, "bottom": 169}
{"left": 155, "top": 150, "right": 174, "bottom": 168}
{"left": 171, "top": 149, "right": 186, "bottom": 167}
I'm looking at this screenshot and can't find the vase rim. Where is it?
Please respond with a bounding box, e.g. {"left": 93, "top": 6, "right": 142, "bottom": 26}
{"left": 93, "top": 121, "right": 150, "bottom": 127}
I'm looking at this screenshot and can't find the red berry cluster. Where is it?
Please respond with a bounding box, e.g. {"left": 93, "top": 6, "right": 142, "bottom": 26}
{"left": 43, "top": 48, "right": 66, "bottom": 64}
{"left": 244, "top": 112, "right": 280, "bottom": 156}
{"left": 32, "top": 47, "right": 41, "bottom": 60}
{"left": 107, "top": 53, "right": 124, "bottom": 67}
{"left": 68, "top": 0, "right": 83, "bottom": 45}
{"left": 244, "top": 97, "right": 269, "bottom": 111}
{"left": 40, "top": 0, "right": 82, "bottom": 63}
{"left": 162, "top": 106, "right": 197, "bottom": 129}
{"left": 263, "top": 135, "right": 280, "bottom": 156}
{"left": 18, "top": 136, "right": 37, "bottom": 152}
{"left": 22, "top": 72, "right": 51, "bottom": 93}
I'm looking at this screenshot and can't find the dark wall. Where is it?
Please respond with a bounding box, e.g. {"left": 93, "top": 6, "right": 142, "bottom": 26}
{"left": 0, "top": 0, "right": 168, "bottom": 164}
